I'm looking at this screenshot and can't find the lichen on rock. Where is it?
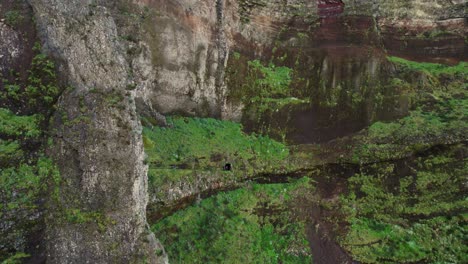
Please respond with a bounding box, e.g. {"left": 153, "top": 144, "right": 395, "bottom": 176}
{"left": 28, "top": 0, "right": 167, "bottom": 262}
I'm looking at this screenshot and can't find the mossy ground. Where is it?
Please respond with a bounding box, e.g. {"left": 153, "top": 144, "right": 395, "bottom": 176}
{"left": 149, "top": 56, "right": 467, "bottom": 263}
{"left": 349, "top": 56, "right": 467, "bottom": 163}
{"left": 388, "top": 56, "right": 468, "bottom": 77}
{"left": 336, "top": 144, "right": 467, "bottom": 263}
{"left": 152, "top": 178, "right": 312, "bottom": 264}
{"left": 330, "top": 57, "right": 468, "bottom": 263}
{"left": 143, "top": 116, "right": 290, "bottom": 189}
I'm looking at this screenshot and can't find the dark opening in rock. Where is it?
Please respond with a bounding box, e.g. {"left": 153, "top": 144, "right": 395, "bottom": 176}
{"left": 223, "top": 163, "right": 232, "bottom": 171}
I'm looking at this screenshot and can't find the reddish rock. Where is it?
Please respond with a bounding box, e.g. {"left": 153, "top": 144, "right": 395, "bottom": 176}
{"left": 318, "top": 0, "right": 344, "bottom": 18}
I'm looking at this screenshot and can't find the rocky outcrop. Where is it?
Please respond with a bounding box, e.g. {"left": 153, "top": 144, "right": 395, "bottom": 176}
{"left": 28, "top": 0, "right": 166, "bottom": 263}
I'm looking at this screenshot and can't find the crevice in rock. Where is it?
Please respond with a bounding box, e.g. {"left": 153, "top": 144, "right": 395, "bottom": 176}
{"left": 215, "top": 0, "right": 228, "bottom": 117}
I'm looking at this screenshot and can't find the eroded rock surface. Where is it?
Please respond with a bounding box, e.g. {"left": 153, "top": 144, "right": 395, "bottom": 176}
{"left": 29, "top": 0, "right": 167, "bottom": 263}
{"left": 126, "top": 0, "right": 466, "bottom": 118}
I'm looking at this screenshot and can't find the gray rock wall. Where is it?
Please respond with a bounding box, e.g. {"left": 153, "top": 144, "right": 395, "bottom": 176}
{"left": 129, "top": 0, "right": 466, "bottom": 119}
{"left": 28, "top": 0, "right": 167, "bottom": 262}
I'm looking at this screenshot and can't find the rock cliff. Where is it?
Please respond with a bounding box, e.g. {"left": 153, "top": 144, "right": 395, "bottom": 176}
{"left": 127, "top": 0, "right": 466, "bottom": 120}
{"left": 28, "top": 0, "right": 167, "bottom": 263}
{"left": 0, "top": 0, "right": 466, "bottom": 262}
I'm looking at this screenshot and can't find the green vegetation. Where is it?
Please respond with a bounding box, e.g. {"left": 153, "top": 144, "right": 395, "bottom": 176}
{"left": 225, "top": 55, "right": 310, "bottom": 139}
{"left": 343, "top": 216, "right": 467, "bottom": 263}
{"left": 143, "top": 117, "right": 290, "bottom": 191}
{"left": 338, "top": 145, "right": 467, "bottom": 263}
{"left": 0, "top": 108, "right": 41, "bottom": 138}
{"left": 64, "top": 209, "right": 114, "bottom": 232}
{"left": 353, "top": 98, "right": 467, "bottom": 162}
{"left": 243, "top": 60, "right": 311, "bottom": 116}
{"left": 152, "top": 178, "right": 312, "bottom": 263}
{"left": 0, "top": 44, "right": 61, "bottom": 261}
{"left": 1, "top": 43, "right": 60, "bottom": 114}
{"left": 388, "top": 56, "right": 468, "bottom": 77}
{"left": 247, "top": 60, "right": 292, "bottom": 98}
{"left": 143, "top": 117, "right": 289, "bottom": 169}
{"left": 327, "top": 57, "right": 468, "bottom": 263}
{"left": 0, "top": 157, "right": 57, "bottom": 214}
{"left": 0, "top": 109, "right": 59, "bottom": 261}
{"left": 4, "top": 10, "right": 23, "bottom": 27}
{"left": 228, "top": 58, "right": 294, "bottom": 107}
{"left": 352, "top": 60, "right": 467, "bottom": 163}
{"left": 1, "top": 252, "right": 30, "bottom": 264}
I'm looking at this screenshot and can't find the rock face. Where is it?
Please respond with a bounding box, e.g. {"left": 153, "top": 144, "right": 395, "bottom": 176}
{"left": 1, "top": 0, "right": 465, "bottom": 262}
{"left": 0, "top": 0, "right": 37, "bottom": 88}
{"left": 28, "top": 0, "right": 166, "bottom": 263}
{"left": 124, "top": 0, "right": 466, "bottom": 119}
{"left": 0, "top": 23, "right": 21, "bottom": 74}
{"left": 132, "top": 0, "right": 465, "bottom": 225}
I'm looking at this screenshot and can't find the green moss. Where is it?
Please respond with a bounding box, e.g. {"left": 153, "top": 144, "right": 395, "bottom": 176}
{"left": 1, "top": 43, "right": 61, "bottom": 114}
{"left": 0, "top": 140, "right": 22, "bottom": 164}
{"left": 104, "top": 92, "right": 125, "bottom": 108}
{"left": 352, "top": 94, "right": 467, "bottom": 163}
{"left": 64, "top": 209, "right": 113, "bottom": 232}
{"left": 343, "top": 216, "right": 467, "bottom": 263}
{"left": 148, "top": 168, "right": 194, "bottom": 190}
{"left": 143, "top": 117, "right": 289, "bottom": 169}
{"left": 248, "top": 60, "right": 292, "bottom": 97}
{"left": 0, "top": 108, "right": 41, "bottom": 138}
{"left": 339, "top": 145, "right": 467, "bottom": 263}
{"left": 152, "top": 178, "right": 312, "bottom": 263}
{"left": 388, "top": 56, "right": 468, "bottom": 77}
{"left": 4, "top": 10, "right": 23, "bottom": 28}
{"left": 1, "top": 252, "right": 30, "bottom": 264}
{"left": 232, "top": 59, "right": 292, "bottom": 103}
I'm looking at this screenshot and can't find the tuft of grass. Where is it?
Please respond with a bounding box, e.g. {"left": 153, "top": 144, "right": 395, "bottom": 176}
{"left": 4, "top": 10, "right": 23, "bottom": 27}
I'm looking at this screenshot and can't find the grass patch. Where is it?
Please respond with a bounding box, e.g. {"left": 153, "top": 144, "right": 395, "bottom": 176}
{"left": 352, "top": 92, "right": 467, "bottom": 163}
{"left": 143, "top": 117, "right": 289, "bottom": 169}
{"left": 339, "top": 144, "right": 467, "bottom": 263}
{"left": 344, "top": 216, "right": 467, "bottom": 263}
{"left": 388, "top": 56, "right": 468, "bottom": 77}
{"left": 152, "top": 178, "right": 312, "bottom": 263}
